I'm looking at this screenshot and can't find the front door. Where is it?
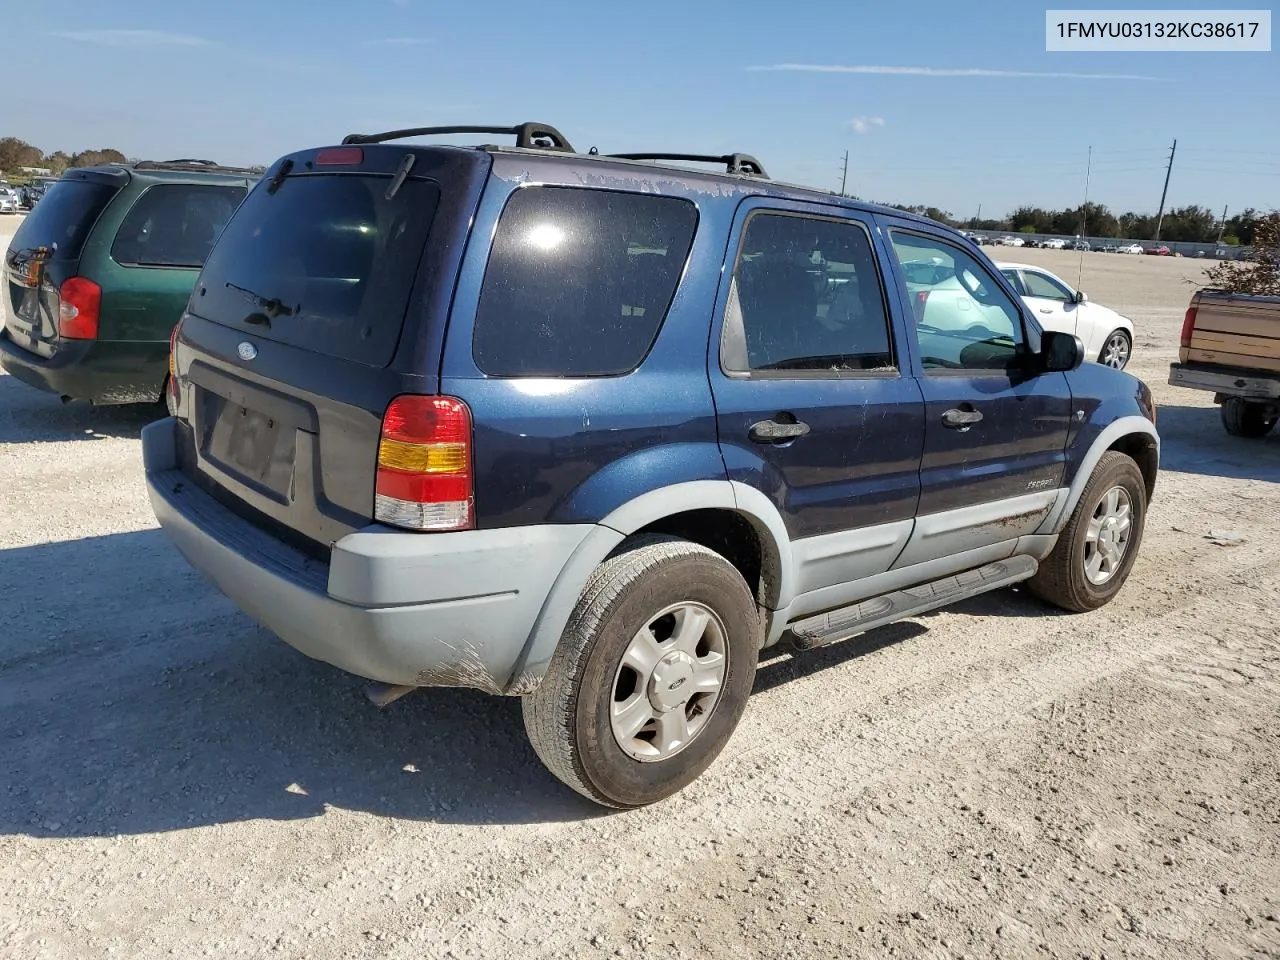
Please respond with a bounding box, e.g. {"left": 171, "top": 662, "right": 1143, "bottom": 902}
{"left": 708, "top": 200, "right": 924, "bottom": 603}
{"left": 881, "top": 223, "right": 1074, "bottom": 568}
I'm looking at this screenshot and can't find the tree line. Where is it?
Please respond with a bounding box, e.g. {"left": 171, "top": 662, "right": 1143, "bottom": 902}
{"left": 0, "top": 137, "right": 129, "bottom": 176}
{"left": 879, "top": 201, "right": 1268, "bottom": 246}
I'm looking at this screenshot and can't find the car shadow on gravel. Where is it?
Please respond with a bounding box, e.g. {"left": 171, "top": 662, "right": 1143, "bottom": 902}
{"left": 0, "top": 532, "right": 604, "bottom": 838}
{"left": 0, "top": 374, "right": 162, "bottom": 443}
{"left": 1154, "top": 403, "right": 1280, "bottom": 482}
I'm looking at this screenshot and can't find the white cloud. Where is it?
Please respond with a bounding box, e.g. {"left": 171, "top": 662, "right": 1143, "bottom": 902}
{"left": 51, "top": 29, "right": 215, "bottom": 47}
{"left": 750, "top": 63, "right": 1167, "bottom": 82}
{"left": 850, "top": 116, "right": 885, "bottom": 134}
{"left": 359, "top": 37, "right": 432, "bottom": 47}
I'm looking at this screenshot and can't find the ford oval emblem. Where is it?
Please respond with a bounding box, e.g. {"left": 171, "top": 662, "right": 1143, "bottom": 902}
{"left": 237, "top": 342, "right": 257, "bottom": 361}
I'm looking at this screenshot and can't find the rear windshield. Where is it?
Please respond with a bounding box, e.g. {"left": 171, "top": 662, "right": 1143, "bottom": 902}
{"left": 8, "top": 179, "right": 120, "bottom": 261}
{"left": 111, "top": 183, "right": 247, "bottom": 268}
{"left": 192, "top": 174, "right": 439, "bottom": 367}
{"left": 472, "top": 186, "right": 698, "bottom": 377}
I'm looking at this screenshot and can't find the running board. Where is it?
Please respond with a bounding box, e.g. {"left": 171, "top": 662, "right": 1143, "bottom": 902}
{"left": 788, "top": 556, "right": 1039, "bottom": 651}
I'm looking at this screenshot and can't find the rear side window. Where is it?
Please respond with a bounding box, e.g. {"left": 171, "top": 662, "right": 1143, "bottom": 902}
{"left": 111, "top": 184, "right": 247, "bottom": 268}
{"left": 472, "top": 186, "right": 698, "bottom": 377}
{"left": 192, "top": 174, "right": 440, "bottom": 367}
{"left": 7, "top": 179, "right": 119, "bottom": 261}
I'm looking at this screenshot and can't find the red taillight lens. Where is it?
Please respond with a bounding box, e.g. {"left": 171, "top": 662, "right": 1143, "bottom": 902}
{"left": 375, "top": 395, "right": 473, "bottom": 532}
{"left": 1180, "top": 306, "right": 1198, "bottom": 348}
{"left": 57, "top": 277, "right": 101, "bottom": 339}
{"left": 914, "top": 290, "right": 930, "bottom": 318}
{"left": 316, "top": 146, "right": 364, "bottom": 166}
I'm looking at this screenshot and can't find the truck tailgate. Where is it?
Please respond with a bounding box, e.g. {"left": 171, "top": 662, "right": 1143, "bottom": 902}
{"left": 1183, "top": 292, "right": 1280, "bottom": 373}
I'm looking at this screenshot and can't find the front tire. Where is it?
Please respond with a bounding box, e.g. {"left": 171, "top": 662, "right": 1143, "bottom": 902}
{"left": 1028, "top": 451, "right": 1147, "bottom": 613}
{"left": 1221, "top": 398, "right": 1277, "bottom": 439}
{"left": 523, "top": 536, "right": 760, "bottom": 809}
{"left": 1097, "top": 329, "right": 1132, "bottom": 369}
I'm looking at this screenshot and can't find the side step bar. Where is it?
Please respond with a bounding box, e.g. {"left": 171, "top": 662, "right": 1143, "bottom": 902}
{"left": 789, "top": 556, "right": 1039, "bottom": 651}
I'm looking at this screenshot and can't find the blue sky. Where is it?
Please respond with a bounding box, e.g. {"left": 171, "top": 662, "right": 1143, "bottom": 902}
{"left": 2, "top": 0, "right": 1276, "bottom": 219}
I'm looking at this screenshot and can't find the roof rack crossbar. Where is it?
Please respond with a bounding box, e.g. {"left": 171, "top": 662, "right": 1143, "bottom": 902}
{"left": 606, "top": 152, "right": 769, "bottom": 178}
{"left": 341, "top": 122, "right": 575, "bottom": 152}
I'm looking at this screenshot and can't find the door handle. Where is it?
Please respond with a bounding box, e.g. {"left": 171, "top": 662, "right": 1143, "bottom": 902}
{"left": 941, "top": 407, "right": 984, "bottom": 430}
{"left": 1039, "top": 307, "right": 1053, "bottom": 314}
{"left": 749, "top": 417, "right": 810, "bottom": 443}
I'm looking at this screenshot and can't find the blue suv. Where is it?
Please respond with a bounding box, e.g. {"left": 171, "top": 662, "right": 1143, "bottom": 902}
{"left": 142, "top": 123, "right": 1160, "bottom": 808}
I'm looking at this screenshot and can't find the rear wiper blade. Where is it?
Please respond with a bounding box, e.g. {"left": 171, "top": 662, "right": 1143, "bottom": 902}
{"left": 224, "top": 282, "right": 298, "bottom": 326}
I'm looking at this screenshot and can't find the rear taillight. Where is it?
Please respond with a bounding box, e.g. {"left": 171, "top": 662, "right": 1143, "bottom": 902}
{"left": 375, "top": 395, "right": 474, "bottom": 532}
{"left": 57, "top": 277, "right": 101, "bottom": 339}
{"left": 915, "top": 290, "right": 930, "bottom": 317}
{"left": 1180, "top": 306, "right": 1198, "bottom": 348}
{"left": 167, "top": 323, "right": 181, "bottom": 410}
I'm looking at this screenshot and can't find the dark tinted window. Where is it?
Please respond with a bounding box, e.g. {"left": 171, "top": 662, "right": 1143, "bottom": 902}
{"left": 722, "top": 212, "right": 894, "bottom": 374}
{"left": 193, "top": 174, "right": 439, "bottom": 367}
{"left": 111, "top": 184, "right": 246, "bottom": 268}
{"left": 473, "top": 187, "right": 697, "bottom": 377}
{"left": 8, "top": 179, "right": 119, "bottom": 261}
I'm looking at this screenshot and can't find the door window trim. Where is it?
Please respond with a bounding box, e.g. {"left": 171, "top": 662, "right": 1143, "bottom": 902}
{"left": 718, "top": 207, "right": 901, "bottom": 381}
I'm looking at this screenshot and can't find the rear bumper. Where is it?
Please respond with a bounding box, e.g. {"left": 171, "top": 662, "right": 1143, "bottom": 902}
{"left": 1168, "top": 362, "right": 1280, "bottom": 401}
{"left": 141, "top": 418, "right": 592, "bottom": 693}
{"left": 0, "top": 330, "right": 168, "bottom": 403}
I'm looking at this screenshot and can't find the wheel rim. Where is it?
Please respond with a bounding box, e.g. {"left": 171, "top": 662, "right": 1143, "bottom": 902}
{"left": 1101, "top": 333, "right": 1130, "bottom": 369}
{"left": 610, "top": 601, "right": 728, "bottom": 762}
{"left": 1084, "top": 486, "right": 1133, "bottom": 585}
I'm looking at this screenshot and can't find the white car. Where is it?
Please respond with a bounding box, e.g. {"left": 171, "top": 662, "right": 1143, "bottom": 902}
{"left": 0, "top": 189, "right": 17, "bottom": 215}
{"left": 1040, "top": 238, "right": 1067, "bottom": 250}
{"left": 997, "top": 261, "right": 1134, "bottom": 369}
{"left": 1115, "top": 243, "right": 1144, "bottom": 255}
{"left": 996, "top": 235, "right": 1025, "bottom": 247}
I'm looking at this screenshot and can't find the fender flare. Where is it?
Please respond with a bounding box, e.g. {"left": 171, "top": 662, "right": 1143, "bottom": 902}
{"left": 504, "top": 480, "right": 794, "bottom": 693}
{"left": 1037, "top": 415, "right": 1159, "bottom": 535}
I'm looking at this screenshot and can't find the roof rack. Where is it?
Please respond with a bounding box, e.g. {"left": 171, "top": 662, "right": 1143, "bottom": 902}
{"left": 130, "top": 158, "right": 259, "bottom": 174}
{"left": 340, "top": 122, "right": 575, "bottom": 153}
{"left": 606, "top": 152, "right": 769, "bottom": 179}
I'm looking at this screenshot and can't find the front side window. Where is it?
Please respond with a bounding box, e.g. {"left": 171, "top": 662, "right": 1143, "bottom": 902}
{"left": 889, "top": 231, "right": 1026, "bottom": 372}
{"left": 112, "top": 184, "right": 246, "bottom": 268}
{"left": 722, "top": 211, "right": 895, "bottom": 375}
{"left": 1021, "top": 269, "right": 1074, "bottom": 301}
{"left": 472, "top": 187, "right": 698, "bottom": 377}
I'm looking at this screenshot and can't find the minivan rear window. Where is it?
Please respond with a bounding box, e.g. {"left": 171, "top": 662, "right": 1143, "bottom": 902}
{"left": 8, "top": 179, "right": 120, "bottom": 262}
{"left": 192, "top": 174, "right": 439, "bottom": 367}
{"left": 472, "top": 186, "right": 698, "bottom": 377}
{"left": 111, "top": 183, "right": 247, "bottom": 268}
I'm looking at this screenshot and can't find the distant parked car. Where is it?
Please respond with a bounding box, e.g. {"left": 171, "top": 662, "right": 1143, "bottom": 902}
{"left": 2, "top": 159, "right": 257, "bottom": 406}
{"left": 1069, "top": 240, "right": 1091, "bottom": 251}
{"left": 998, "top": 261, "right": 1135, "bottom": 369}
{"left": 1116, "top": 243, "right": 1144, "bottom": 255}
{"left": 997, "top": 235, "right": 1026, "bottom": 247}
{"left": 0, "top": 191, "right": 17, "bottom": 215}
{"left": 1145, "top": 245, "right": 1170, "bottom": 256}
{"left": 1041, "top": 238, "right": 1068, "bottom": 250}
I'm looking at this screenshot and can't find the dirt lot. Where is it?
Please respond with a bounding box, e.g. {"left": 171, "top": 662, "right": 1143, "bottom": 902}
{"left": 2, "top": 244, "right": 1279, "bottom": 960}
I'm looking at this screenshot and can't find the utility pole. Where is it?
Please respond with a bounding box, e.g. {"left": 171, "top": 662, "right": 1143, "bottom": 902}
{"left": 1154, "top": 138, "right": 1177, "bottom": 241}
{"left": 1217, "top": 204, "right": 1228, "bottom": 243}
{"left": 839, "top": 150, "right": 849, "bottom": 196}
{"left": 975, "top": 203, "right": 982, "bottom": 226}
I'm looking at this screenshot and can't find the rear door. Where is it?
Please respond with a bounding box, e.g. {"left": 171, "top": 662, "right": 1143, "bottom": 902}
{"left": 172, "top": 146, "right": 490, "bottom": 552}
{"left": 881, "top": 221, "right": 1073, "bottom": 567}
{"left": 709, "top": 199, "right": 925, "bottom": 604}
{"left": 3, "top": 172, "right": 122, "bottom": 357}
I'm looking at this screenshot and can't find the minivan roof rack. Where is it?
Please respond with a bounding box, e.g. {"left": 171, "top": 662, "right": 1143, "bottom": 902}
{"left": 341, "top": 122, "right": 575, "bottom": 153}
{"left": 606, "top": 152, "right": 769, "bottom": 178}
{"left": 130, "top": 158, "right": 259, "bottom": 174}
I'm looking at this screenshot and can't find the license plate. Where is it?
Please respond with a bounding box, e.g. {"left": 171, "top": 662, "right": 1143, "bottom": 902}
{"left": 201, "top": 395, "right": 296, "bottom": 499}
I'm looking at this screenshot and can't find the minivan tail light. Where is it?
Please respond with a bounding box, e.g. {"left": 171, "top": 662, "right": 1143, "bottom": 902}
{"left": 915, "top": 290, "right": 930, "bottom": 317}
{"left": 57, "top": 277, "right": 101, "bottom": 339}
{"left": 1180, "top": 306, "right": 1198, "bottom": 348}
{"left": 375, "top": 395, "right": 474, "bottom": 532}
{"left": 167, "top": 323, "right": 181, "bottom": 410}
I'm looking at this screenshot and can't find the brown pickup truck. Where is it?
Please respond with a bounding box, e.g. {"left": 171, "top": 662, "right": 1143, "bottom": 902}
{"left": 1169, "top": 289, "right": 1280, "bottom": 438}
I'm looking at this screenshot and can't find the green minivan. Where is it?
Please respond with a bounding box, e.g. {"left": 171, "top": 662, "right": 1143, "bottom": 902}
{"left": 1, "top": 159, "right": 257, "bottom": 407}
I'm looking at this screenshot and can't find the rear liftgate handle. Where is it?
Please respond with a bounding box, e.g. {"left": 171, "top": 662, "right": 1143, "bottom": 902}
{"left": 749, "top": 414, "right": 811, "bottom": 444}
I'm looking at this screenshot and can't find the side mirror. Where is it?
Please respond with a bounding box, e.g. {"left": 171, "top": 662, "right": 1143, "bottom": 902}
{"left": 1074, "top": 290, "right": 1088, "bottom": 304}
{"left": 1041, "top": 330, "right": 1084, "bottom": 372}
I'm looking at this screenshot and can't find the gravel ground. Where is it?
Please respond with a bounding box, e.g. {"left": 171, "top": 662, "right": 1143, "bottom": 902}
{"left": 2, "top": 242, "right": 1279, "bottom": 960}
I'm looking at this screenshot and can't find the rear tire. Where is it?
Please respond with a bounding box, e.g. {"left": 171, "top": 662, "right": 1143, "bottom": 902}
{"left": 1028, "top": 451, "right": 1147, "bottom": 613}
{"left": 523, "top": 535, "right": 760, "bottom": 809}
{"left": 1221, "top": 398, "right": 1277, "bottom": 439}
